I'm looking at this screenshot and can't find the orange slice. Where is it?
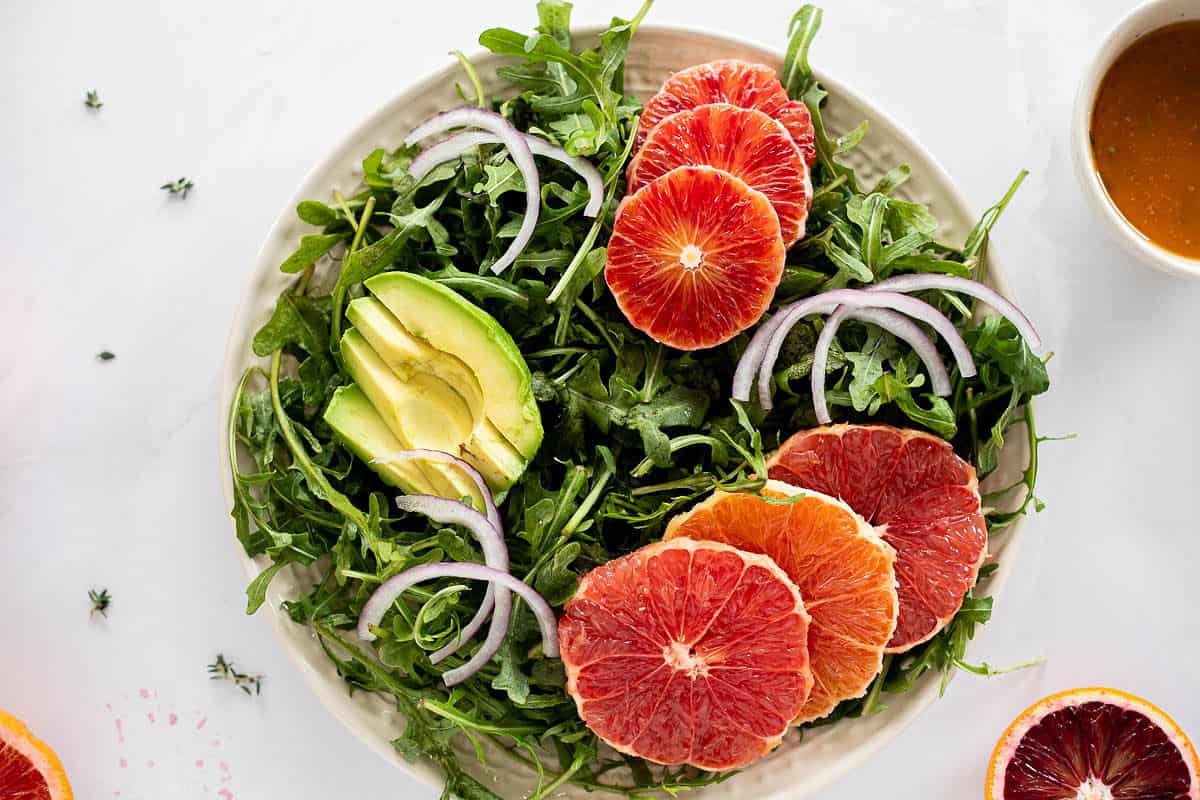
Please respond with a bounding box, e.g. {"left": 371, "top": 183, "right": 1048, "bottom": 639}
{"left": 0, "top": 709, "right": 73, "bottom": 800}
{"left": 986, "top": 687, "right": 1200, "bottom": 800}
{"left": 664, "top": 481, "right": 897, "bottom": 723}
{"left": 559, "top": 538, "right": 813, "bottom": 770}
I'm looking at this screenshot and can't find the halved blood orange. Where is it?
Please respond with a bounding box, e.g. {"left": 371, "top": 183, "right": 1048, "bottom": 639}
{"left": 627, "top": 104, "right": 811, "bottom": 247}
{"left": 986, "top": 688, "right": 1200, "bottom": 800}
{"left": 664, "top": 482, "right": 897, "bottom": 724}
{"left": 558, "top": 538, "right": 813, "bottom": 771}
{"left": 605, "top": 165, "right": 785, "bottom": 350}
{"left": 0, "top": 709, "right": 73, "bottom": 800}
{"left": 635, "top": 59, "right": 817, "bottom": 166}
{"left": 767, "top": 424, "right": 987, "bottom": 653}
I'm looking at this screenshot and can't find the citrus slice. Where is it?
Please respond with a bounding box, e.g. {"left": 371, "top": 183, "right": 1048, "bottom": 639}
{"left": 767, "top": 424, "right": 987, "bottom": 653}
{"left": 604, "top": 164, "right": 786, "bottom": 350}
{"left": 627, "top": 104, "right": 811, "bottom": 247}
{"left": 558, "top": 537, "right": 813, "bottom": 771}
{"left": 635, "top": 59, "right": 817, "bottom": 165}
{"left": 0, "top": 709, "right": 73, "bottom": 800}
{"left": 664, "top": 482, "right": 896, "bottom": 724}
{"left": 986, "top": 688, "right": 1200, "bottom": 800}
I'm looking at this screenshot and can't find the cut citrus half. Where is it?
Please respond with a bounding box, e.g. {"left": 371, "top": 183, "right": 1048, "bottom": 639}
{"left": 558, "top": 538, "right": 813, "bottom": 771}
{"left": 627, "top": 104, "right": 811, "bottom": 247}
{"left": 635, "top": 59, "right": 816, "bottom": 166}
{"left": 605, "top": 165, "right": 785, "bottom": 350}
{"left": 767, "top": 424, "right": 987, "bottom": 653}
{"left": 986, "top": 687, "right": 1200, "bottom": 800}
{"left": 0, "top": 709, "right": 73, "bottom": 800}
{"left": 664, "top": 482, "right": 896, "bottom": 724}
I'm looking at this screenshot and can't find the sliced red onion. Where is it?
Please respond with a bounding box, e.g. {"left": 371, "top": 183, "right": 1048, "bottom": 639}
{"left": 357, "top": 562, "right": 559, "bottom": 675}
{"left": 842, "top": 307, "right": 953, "bottom": 396}
{"left": 371, "top": 449, "right": 500, "bottom": 532}
{"left": 405, "top": 108, "right": 538, "bottom": 274}
{"left": 869, "top": 274, "right": 1043, "bottom": 351}
{"left": 731, "top": 296, "right": 836, "bottom": 404}
{"left": 756, "top": 289, "right": 976, "bottom": 409}
{"left": 385, "top": 495, "right": 511, "bottom": 683}
{"left": 407, "top": 130, "right": 603, "bottom": 218}
{"left": 810, "top": 306, "right": 953, "bottom": 424}
{"left": 370, "top": 450, "right": 505, "bottom": 666}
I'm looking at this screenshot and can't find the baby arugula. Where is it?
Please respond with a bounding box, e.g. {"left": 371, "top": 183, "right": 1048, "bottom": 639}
{"left": 227, "top": 2, "right": 1051, "bottom": 796}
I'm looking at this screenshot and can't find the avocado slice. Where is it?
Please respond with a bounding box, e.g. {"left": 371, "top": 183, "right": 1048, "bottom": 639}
{"left": 323, "top": 385, "right": 438, "bottom": 495}
{"left": 347, "top": 297, "right": 485, "bottom": 422}
{"left": 339, "top": 330, "right": 482, "bottom": 503}
{"left": 347, "top": 294, "right": 529, "bottom": 487}
{"left": 365, "top": 272, "right": 543, "bottom": 460}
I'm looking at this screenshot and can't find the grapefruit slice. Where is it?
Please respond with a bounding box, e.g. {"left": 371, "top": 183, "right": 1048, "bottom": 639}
{"left": 627, "top": 104, "right": 811, "bottom": 247}
{"left": 635, "top": 59, "right": 817, "bottom": 166}
{"left": 767, "top": 424, "right": 987, "bottom": 653}
{"left": 558, "top": 538, "right": 813, "bottom": 771}
{"left": 0, "top": 709, "right": 73, "bottom": 800}
{"left": 986, "top": 688, "right": 1200, "bottom": 800}
{"left": 604, "top": 165, "right": 785, "bottom": 351}
{"left": 664, "top": 483, "right": 897, "bottom": 724}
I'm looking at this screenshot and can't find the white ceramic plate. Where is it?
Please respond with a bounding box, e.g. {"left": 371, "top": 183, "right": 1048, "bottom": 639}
{"left": 219, "top": 25, "right": 1030, "bottom": 800}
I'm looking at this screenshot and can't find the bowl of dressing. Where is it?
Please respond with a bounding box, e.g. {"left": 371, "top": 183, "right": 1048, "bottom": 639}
{"left": 1073, "top": 0, "right": 1200, "bottom": 278}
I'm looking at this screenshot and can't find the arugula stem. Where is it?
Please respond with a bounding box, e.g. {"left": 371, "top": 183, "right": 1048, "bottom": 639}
{"left": 573, "top": 299, "right": 619, "bottom": 355}
{"left": 268, "top": 351, "right": 371, "bottom": 535}
{"left": 330, "top": 194, "right": 379, "bottom": 353}
{"left": 562, "top": 460, "right": 615, "bottom": 536}
{"left": 419, "top": 698, "right": 542, "bottom": 738}
{"left": 451, "top": 50, "right": 487, "bottom": 109}
{"left": 545, "top": 119, "right": 638, "bottom": 305}
{"left": 630, "top": 435, "right": 729, "bottom": 477}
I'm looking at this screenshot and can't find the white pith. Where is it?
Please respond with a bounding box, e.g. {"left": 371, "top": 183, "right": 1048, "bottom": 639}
{"left": 664, "top": 641, "right": 710, "bottom": 678}
{"left": 679, "top": 243, "right": 703, "bottom": 270}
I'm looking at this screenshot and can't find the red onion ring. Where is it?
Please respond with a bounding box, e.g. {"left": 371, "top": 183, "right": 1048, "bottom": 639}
{"left": 371, "top": 449, "right": 500, "bottom": 532}
{"left": 869, "top": 274, "right": 1043, "bottom": 351}
{"left": 755, "top": 289, "right": 977, "bottom": 410}
{"left": 370, "top": 450, "right": 504, "bottom": 666}
{"left": 357, "top": 495, "right": 516, "bottom": 685}
{"left": 405, "top": 108, "right": 538, "bottom": 274}
{"left": 407, "top": 130, "right": 603, "bottom": 218}
{"left": 357, "top": 562, "right": 559, "bottom": 676}
{"left": 810, "top": 306, "right": 953, "bottom": 424}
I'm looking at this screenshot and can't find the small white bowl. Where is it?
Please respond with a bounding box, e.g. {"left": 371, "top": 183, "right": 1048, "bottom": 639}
{"left": 1072, "top": 0, "right": 1200, "bottom": 279}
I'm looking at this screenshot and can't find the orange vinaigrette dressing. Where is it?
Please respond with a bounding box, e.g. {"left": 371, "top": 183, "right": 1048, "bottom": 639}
{"left": 1090, "top": 21, "right": 1200, "bottom": 259}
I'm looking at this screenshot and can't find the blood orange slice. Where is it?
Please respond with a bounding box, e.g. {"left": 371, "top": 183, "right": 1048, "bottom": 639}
{"left": 635, "top": 59, "right": 817, "bottom": 166}
{"left": 558, "top": 538, "right": 813, "bottom": 771}
{"left": 767, "top": 424, "right": 987, "bottom": 653}
{"left": 0, "top": 709, "right": 73, "bottom": 800}
{"left": 664, "top": 482, "right": 897, "bottom": 724}
{"left": 986, "top": 688, "right": 1200, "bottom": 800}
{"left": 627, "top": 104, "right": 811, "bottom": 247}
{"left": 605, "top": 165, "right": 785, "bottom": 350}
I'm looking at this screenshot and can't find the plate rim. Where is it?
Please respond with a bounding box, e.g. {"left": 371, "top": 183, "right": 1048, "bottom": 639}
{"left": 217, "top": 21, "right": 1029, "bottom": 798}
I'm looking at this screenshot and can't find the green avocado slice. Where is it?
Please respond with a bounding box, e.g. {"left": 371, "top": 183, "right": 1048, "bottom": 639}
{"left": 323, "top": 385, "right": 438, "bottom": 495}
{"left": 346, "top": 294, "right": 529, "bottom": 487}
{"left": 365, "top": 272, "right": 543, "bottom": 460}
{"left": 339, "top": 329, "right": 482, "bottom": 502}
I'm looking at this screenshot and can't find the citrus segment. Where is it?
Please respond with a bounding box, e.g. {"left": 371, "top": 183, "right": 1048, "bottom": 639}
{"left": 986, "top": 688, "right": 1200, "bottom": 800}
{"left": 635, "top": 59, "right": 817, "bottom": 165}
{"left": 0, "top": 709, "right": 73, "bottom": 800}
{"left": 767, "top": 424, "right": 987, "bottom": 652}
{"left": 604, "top": 165, "right": 786, "bottom": 350}
{"left": 559, "top": 538, "right": 813, "bottom": 770}
{"left": 628, "top": 104, "right": 812, "bottom": 247}
{"left": 664, "top": 483, "right": 897, "bottom": 723}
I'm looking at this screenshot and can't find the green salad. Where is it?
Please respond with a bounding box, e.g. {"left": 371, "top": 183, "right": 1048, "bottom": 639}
{"left": 227, "top": 2, "right": 1050, "bottom": 797}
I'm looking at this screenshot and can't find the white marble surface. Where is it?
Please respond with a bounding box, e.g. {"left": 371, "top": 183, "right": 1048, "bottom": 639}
{"left": 2, "top": 0, "right": 1198, "bottom": 798}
